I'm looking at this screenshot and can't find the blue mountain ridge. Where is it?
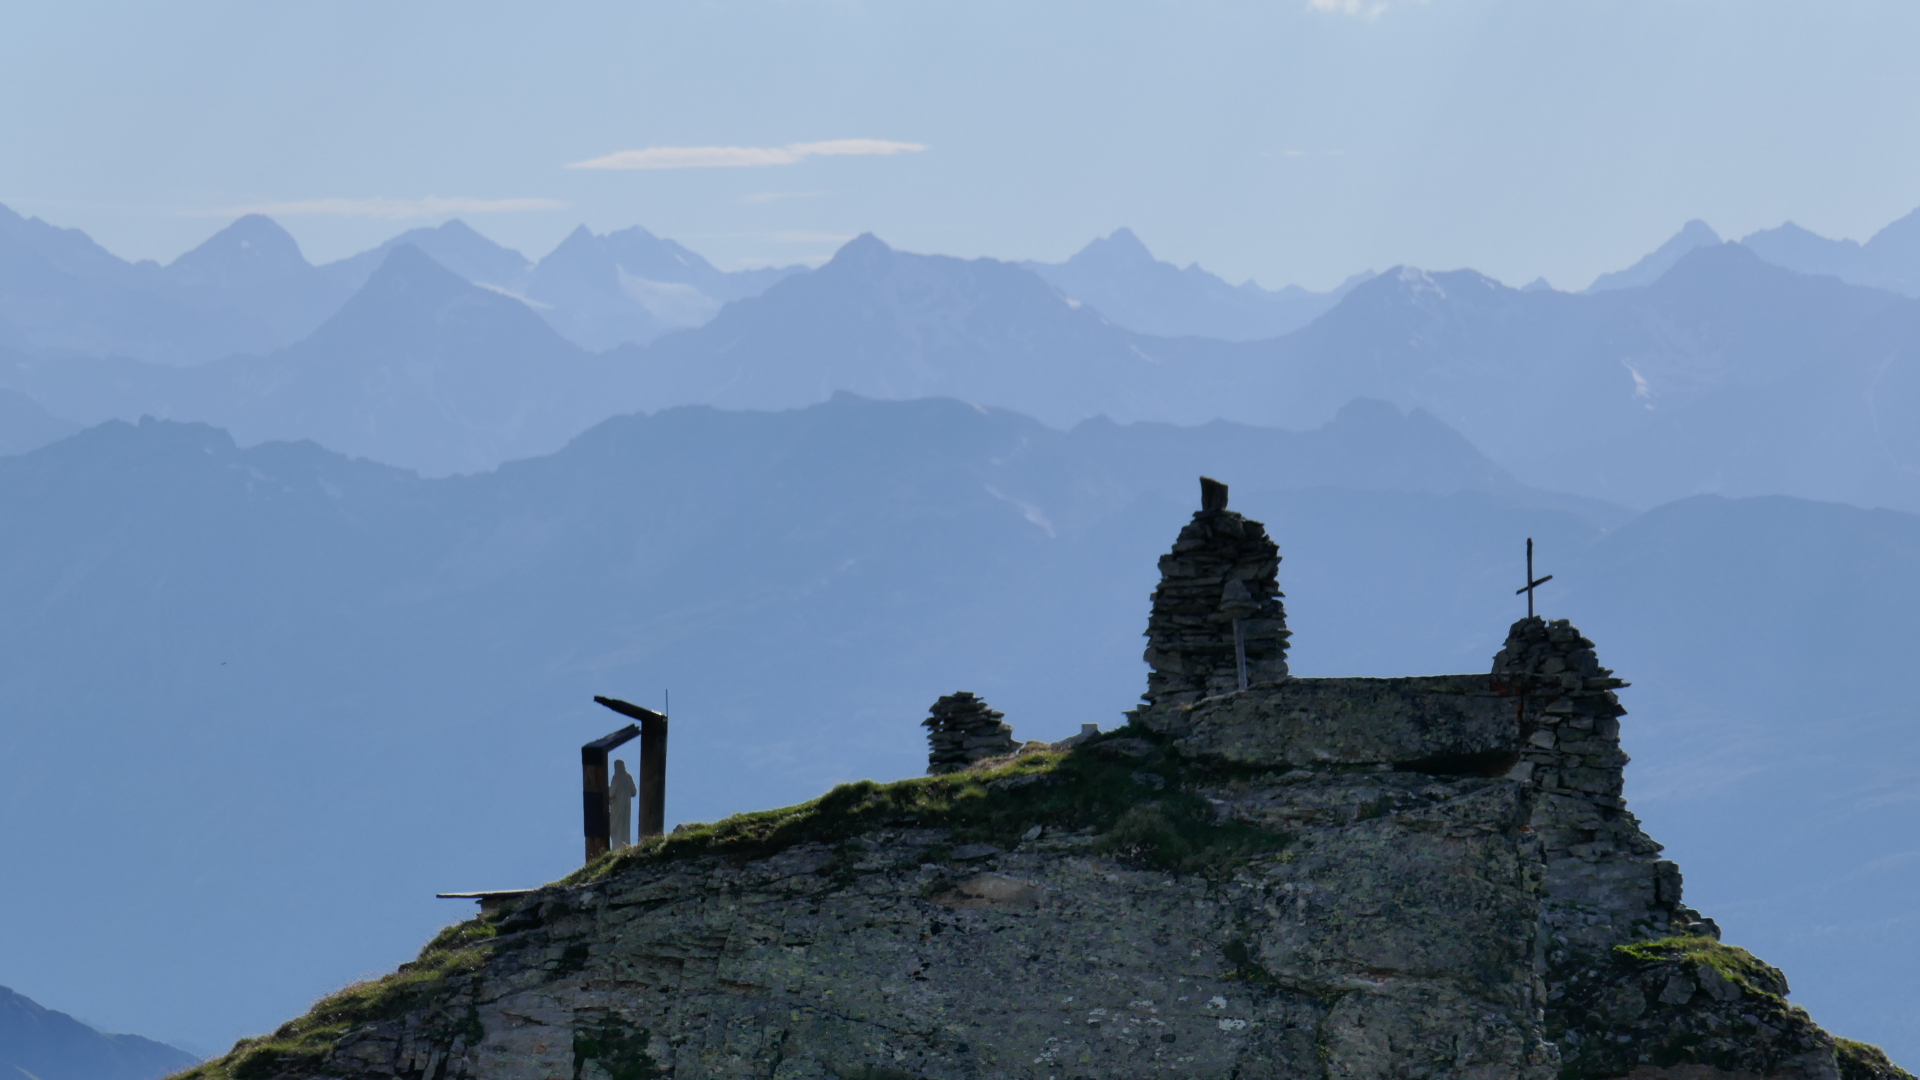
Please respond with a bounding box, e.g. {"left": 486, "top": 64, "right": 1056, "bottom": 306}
{"left": 1023, "top": 226, "right": 1374, "bottom": 340}
{"left": 11, "top": 229, "right": 1920, "bottom": 517}
{"left": 0, "top": 204, "right": 805, "bottom": 364}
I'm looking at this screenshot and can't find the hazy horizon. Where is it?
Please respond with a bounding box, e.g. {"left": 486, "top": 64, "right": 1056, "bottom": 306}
{"left": 8, "top": 0, "right": 1920, "bottom": 290}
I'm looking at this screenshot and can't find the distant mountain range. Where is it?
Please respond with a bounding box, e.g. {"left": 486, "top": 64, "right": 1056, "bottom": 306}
{"left": 0, "top": 204, "right": 804, "bottom": 364}
{"left": 0, "top": 396, "right": 1915, "bottom": 1062}
{"left": 0, "top": 985, "right": 195, "bottom": 1080}
{"left": 9, "top": 221, "right": 1920, "bottom": 517}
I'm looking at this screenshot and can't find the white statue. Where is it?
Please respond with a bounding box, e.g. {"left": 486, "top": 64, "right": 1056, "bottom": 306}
{"left": 609, "top": 759, "right": 637, "bottom": 850}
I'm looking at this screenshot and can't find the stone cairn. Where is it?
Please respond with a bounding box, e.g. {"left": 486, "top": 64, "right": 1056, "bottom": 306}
{"left": 1494, "top": 615, "right": 1718, "bottom": 943}
{"left": 1491, "top": 615, "right": 1630, "bottom": 805}
{"left": 1141, "top": 477, "right": 1290, "bottom": 705}
{"left": 922, "top": 692, "right": 1017, "bottom": 774}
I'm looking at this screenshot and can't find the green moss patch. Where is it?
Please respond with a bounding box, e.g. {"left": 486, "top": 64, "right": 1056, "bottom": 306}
{"left": 569, "top": 727, "right": 1289, "bottom": 885}
{"left": 1612, "top": 936, "right": 1785, "bottom": 1001}
{"left": 170, "top": 918, "right": 497, "bottom": 1080}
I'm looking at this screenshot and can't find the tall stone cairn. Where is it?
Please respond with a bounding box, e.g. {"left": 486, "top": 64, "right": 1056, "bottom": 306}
{"left": 1141, "top": 477, "right": 1290, "bottom": 706}
{"left": 921, "top": 692, "right": 1016, "bottom": 775}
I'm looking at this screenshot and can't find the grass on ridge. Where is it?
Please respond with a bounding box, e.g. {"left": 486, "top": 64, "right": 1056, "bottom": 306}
{"left": 566, "top": 725, "right": 1291, "bottom": 885}
{"left": 170, "top": 727, "right": 1291, "bottom": 1080}
{"left": 170, "top": 920, "right": 496, "bottom": 1080}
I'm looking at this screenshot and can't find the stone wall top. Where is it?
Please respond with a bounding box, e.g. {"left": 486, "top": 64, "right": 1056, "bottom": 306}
{"left": 1137, "top": 675, "right": 1524, "bottom": 772}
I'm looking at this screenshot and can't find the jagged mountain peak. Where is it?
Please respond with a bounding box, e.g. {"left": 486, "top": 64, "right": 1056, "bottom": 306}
{"left": 825, "top": 231, "right": 896, "bottom": 267}
{"left": 167, "top": 215, "right": 311, "bottom": 284}
{"left": 1585, "top": 219, "right": 1724, "bottom": 293}
{"left": 540, "top": 224, "right": 621, "bottom": 271}
{"left": 300, "top": 243, "right": 562, "bottom": 357}
{"left": 1068, "top": 226, "right": 1156, "bottom": 267}
{"left": 1026, "top": 228, "right": 1369, "bottom": 341}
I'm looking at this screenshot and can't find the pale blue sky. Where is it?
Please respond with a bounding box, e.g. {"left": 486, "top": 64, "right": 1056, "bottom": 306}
{"left": 5, "top": 0, "right": 1919, "bottom": 290}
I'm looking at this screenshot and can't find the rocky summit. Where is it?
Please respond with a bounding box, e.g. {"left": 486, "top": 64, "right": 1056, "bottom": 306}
{"left": 179, "top": 480, "right": 1910, "bottom": 1080}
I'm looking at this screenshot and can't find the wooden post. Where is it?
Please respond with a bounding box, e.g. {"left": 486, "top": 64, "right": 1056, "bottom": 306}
{"left": 593, "top": 696, "right": 670, "bottom": 844}
{"left": 581, "top": 722, "right": 641, "bottom": 863}
{"left": 582, "top": 744, "right": 609, "bottom": 862}
{"left": 638, "top": 714, "right": 668, "bottom": 839}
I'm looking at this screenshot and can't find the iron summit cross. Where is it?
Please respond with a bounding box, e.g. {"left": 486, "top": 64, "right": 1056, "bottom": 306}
{"left": 1516, "top": 537, "right": 1553, "bottom": 618}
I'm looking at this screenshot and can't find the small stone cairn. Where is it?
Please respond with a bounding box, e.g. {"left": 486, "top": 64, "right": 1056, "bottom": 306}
{"left": 1491, "top": 615, "right": 1630, "bottom": 806}
{"left": 1141, "top": 477, "right": 1290, "bottom": 705}
{"left": 1493, "top": 616, "right": 1717, "bottom": 942}
{"left": 922, "top": 692, "right": 1017, "bottom": 774}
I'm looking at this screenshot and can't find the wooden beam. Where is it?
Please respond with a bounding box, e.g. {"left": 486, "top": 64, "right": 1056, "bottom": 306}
{"left": 594, "top": 697, "right": 669, "bottom": 843}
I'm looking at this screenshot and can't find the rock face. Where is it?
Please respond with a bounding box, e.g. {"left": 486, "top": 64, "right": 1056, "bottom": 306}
{"left": 182, "top": 480, "right": 1911, "bottom": 1080}
{"left": 921, "top": 692, "right": 1016, "bottom": 774}
{"left": 1141, "top": 477, "right": 1290, "bottom": 704}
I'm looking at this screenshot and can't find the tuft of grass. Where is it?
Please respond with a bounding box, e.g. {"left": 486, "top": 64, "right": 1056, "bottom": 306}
{"left": 1836, "top": 1038, "right": 1918, "bottom": 1080}
{"left": 167, "top": 918, "right": 497, "bottom": 1080}
{"left": 567, "top": 727, "right": 1289, "bottom": 885}
{"left": 1612, "top": 936, "right": 1785, "bottom": 1001}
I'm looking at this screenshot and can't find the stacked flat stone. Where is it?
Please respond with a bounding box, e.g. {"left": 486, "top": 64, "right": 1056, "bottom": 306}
{"left": 1141, "top": 477, "right": 1290, "bottom": 705}
{"left": 922, "top": 692, "right": 1016, "bottom": 775}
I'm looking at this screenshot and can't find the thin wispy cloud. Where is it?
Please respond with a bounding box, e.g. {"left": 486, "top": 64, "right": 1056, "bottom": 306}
{"left": 567, "top": 139, "right": 925, "bottom": 171}
{"left": 185, "top": 196, "right": 565, "bottom": 220}
{"left": 1307, "top": 0, "right": 1421, "bottom": 19}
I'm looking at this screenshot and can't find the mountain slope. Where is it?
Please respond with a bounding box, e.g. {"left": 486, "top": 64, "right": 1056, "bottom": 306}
{"left": 2, "top": 245, "right": 625, "bottom": 475}
{"left": 0, "top": 388, "right": 78, "bottom": 455}
{"left": 200, "top": 245, "right": 621, "bottom": 474}
{"left": 162, "top": 216, "right": 349, "bottom": 344}
{"left": 0, "top": 986, "right": 196, "bottom": 1080}
{"left": 522, "top": 225, "right": 804, "bottom": 349}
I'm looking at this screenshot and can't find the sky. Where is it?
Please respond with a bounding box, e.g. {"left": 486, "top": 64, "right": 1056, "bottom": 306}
{"left": 5, "top": 0, "right": 1920, "bottom": 291}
